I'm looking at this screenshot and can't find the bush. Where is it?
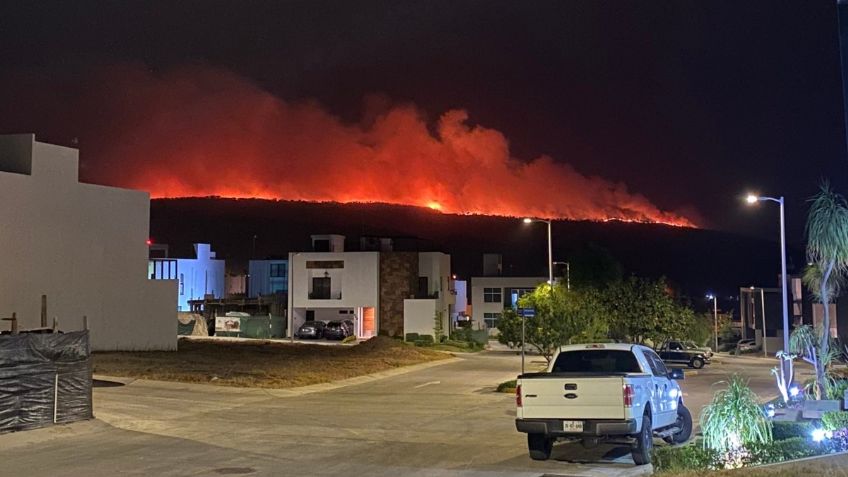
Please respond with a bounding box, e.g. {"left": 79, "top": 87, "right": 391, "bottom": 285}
{"left": 743, "top": 437, "right": 839, "bottom": 466}
{"left": 700, "top": 375, "right": 772, "bottom": 453}
{"left": 772, "top": 421, "right": 814, "bottom": 440}
{"left": 405, "top": 333, "right": 420, "bottom": 342}
{"left": 341, "top": 335, "right": 357, "bottom": 344}
{"left": 822, "top": 411, "right": 848, "bottom": 431}
{"left": 652, "top": 444, "right": 720, "bottom": 473}
{"left": 418, "top": 334, "right": 434, "bottom": 344}
{"left": 496, "top": 380, "right": 517, "bottom": 393}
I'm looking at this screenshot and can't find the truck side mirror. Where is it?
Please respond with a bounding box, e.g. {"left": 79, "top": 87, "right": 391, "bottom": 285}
{"left": 668, "top": 369, "right": 684, "bottom": 380}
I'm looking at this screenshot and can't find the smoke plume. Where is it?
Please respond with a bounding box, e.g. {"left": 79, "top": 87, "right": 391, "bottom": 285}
{"left": 0, "top": 63, "right": 694, "bottom": 227}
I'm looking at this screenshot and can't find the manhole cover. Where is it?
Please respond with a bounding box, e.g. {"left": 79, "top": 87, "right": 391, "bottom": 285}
{"left": 213, "top": 468, "right": 255, "bottom": 475}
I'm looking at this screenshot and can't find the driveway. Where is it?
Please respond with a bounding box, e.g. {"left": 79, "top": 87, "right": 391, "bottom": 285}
{"left": 0, "top": 349, "right": 790, "bottom": 477}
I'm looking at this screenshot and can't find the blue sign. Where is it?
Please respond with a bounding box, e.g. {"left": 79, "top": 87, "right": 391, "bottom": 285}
{"left": 518, "top": 308, "right": 535, "bottom": 318}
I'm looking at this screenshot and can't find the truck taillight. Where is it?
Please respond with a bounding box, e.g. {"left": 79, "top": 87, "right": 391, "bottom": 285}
{"left": 623, "top": 384, "right": 634, "bottom": 407}
{"left": 516, "top": 384, "right": 522, "bottom": 407}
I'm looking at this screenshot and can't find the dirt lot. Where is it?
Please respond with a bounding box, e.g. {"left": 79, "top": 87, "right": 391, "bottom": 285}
{"left": 93, "top": 336, "right": 449, "bottom": 388}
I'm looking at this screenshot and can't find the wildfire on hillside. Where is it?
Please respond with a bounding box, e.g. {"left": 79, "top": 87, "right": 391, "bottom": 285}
{"left": 0, "top": 64, "right": 695, "bottom": 228}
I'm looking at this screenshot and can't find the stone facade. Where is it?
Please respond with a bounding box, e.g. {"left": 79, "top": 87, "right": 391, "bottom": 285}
{"left": 379, "top": 252, "right": 418, "bottom": 336}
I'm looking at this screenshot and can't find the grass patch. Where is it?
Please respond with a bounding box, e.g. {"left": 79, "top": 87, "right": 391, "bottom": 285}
{"left": 93, "top": 336, "right": 449, "bottom": 388}
{"left": 497, "top": 379, "right": 517, "bottom": 393}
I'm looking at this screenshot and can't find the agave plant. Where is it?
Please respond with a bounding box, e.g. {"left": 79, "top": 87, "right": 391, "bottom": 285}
{"left": 700, "top": 375, "right": 772, "bottom": 457}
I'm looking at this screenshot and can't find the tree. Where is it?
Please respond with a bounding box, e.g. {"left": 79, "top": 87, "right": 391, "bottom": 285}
{"left": 604, "top": 276, "right": 678, "bottom": 344}
{"left": 496, "top": 283, "right": 608, "bottom": 362}
{"left": 568, "top": 243, "right": 624, "bottom": 290}
{"left": 803, "top": 183, "right": 848, "bottom": 397}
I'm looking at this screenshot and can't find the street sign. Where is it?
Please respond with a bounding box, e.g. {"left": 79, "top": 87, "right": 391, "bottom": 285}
{"left": 518, "top": 307, "right": 535, "bottom": 318}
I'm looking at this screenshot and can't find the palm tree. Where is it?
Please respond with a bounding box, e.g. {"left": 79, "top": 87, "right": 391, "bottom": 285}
{"left": 803, "top": 183, "right": 848, "bottom": 396}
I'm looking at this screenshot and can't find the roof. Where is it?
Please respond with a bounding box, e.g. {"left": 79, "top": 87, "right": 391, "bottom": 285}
{"left": 558, "top": 343, "right": 640, "bottom": 352}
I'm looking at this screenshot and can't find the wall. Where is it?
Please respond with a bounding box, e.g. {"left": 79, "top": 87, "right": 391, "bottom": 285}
{"left": 379, "top": 252, "right": 418, "bottom": 336}
{"left": 0, "top": 134, "right": 177, "bottom": 350}
{"left": 248, "top": 259, "right": 287, "bottom": 297}
{"left": 404, "top": 299, "right": 438, "bottom": 337}
{"left": 470, "top": 276, "right": 546, "bottom": 332}
{"left": 175, "top": 244, "right": 225, "bottom": 311}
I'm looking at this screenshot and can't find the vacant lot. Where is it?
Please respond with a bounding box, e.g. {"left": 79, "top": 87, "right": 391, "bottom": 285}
{"left": 93, "top": 336, "right": 449, "bottom": 388}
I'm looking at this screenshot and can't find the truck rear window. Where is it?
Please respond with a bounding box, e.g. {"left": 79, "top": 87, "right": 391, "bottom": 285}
{"left": 552, "top": 350, "right": 642, "bottom": 373}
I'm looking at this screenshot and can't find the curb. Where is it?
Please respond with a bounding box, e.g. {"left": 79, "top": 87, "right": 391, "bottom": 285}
{"left": 93, "top": 356, "right": 463, "bottom": 397}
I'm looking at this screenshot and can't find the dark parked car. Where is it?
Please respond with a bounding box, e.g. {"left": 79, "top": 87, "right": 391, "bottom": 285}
{"left": 296, "top": 321, "right": 326, "bottom": 339}
{"left": 656, "top": 340, "right": 711, "bottom": 369}
{"left": 324, "top": 320, "right": 353, "bottom": 340}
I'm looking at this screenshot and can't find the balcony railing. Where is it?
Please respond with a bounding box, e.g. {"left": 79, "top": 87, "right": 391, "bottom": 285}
{"left": 308, "top": 291, "right": 342, "bottom": 300}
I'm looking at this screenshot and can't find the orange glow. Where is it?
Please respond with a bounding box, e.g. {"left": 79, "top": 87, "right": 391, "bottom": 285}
{"left": 0, "top": 64, "right": 696, "bottom": 228}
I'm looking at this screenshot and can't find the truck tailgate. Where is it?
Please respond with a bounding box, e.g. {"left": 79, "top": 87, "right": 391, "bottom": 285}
{"left": 519, "top": 376, "right": 626, "bottom": 420}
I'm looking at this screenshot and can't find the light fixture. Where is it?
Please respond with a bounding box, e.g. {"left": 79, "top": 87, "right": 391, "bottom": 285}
{"left": 523, "top": 217, "right": 533, "bottom": 224}
{"left": 746, "top": 194, "right": 759, "bottom": 204}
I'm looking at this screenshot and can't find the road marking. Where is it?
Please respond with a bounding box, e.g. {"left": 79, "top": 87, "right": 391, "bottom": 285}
{"left": 413, "top": 381, "right": 441, "bottom": 389}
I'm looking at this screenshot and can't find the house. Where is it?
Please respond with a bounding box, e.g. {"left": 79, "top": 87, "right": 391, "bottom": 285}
{"left": 149, "top": 243, "right": 225, "bottom": 311}
{"left": 0, "top": 134, "right": 177, "bottom": 350}
{"left": 470, "top": 276, "right": 547, "bottom": 334}
{"left": 287, "top": 235, "right": 454, "bottom": 339}
{"left": 248, "top": 259, "right": 288, "bottom": 297}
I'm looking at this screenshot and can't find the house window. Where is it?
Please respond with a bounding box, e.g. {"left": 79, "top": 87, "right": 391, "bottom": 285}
{"left": 310, "top": 277, "right": 331, "bottom": 299}
{"left": 270, "top": 263, "right": 287, "bottom": 278}
{"left": 506, "top": 288, "right": 535, "bottom": 308}
{"left": 179, "top": 273, "right": 185, "bottom": 295}
{"left": 483, "top": 288, "right": 502, "bottom": 303}
{"left": 483, "top": 312, "right": 502, "bottom": 329}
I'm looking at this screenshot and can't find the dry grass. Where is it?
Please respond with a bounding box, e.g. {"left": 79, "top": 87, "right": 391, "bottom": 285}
{"left": 93, "top": 336, "right": 449, "bottom": 388}
{"left": 660, "top": 453, "right": 848, "bottom": 477}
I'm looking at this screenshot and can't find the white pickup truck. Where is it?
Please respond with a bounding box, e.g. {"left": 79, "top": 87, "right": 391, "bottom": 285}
{"left": 514, "top": 343, "right": 692, "bottom": 465}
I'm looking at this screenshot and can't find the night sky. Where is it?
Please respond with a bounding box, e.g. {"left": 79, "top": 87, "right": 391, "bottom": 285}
{"left": 1, "top": 0, "right": 847, "bottom": 244}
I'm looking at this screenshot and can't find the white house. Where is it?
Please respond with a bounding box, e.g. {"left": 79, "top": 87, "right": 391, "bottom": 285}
{"left": 0, "top": 134, "right": 177, "bottom": 350}
{"left": 403, "top": 252, "right": 454, "bottom": 338}
{"left": 287, "top": 235, "right": 454, "bottom": 339}
{"left": 149, "top": 243, "right": 225, "bottom": 311}
{"left": 470, "top": 276, "right": 546, "bottom": 334}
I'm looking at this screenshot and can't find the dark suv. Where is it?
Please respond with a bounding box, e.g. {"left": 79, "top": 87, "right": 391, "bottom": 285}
{"left": 323, "top": 320, "right": 351, "bottom": 340}
{"left": 296, "top": 321, "right": 326, "bottom": 339}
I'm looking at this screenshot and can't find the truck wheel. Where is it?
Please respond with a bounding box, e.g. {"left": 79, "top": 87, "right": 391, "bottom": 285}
{"left": 631, "top": 414, "right": 653, "bottom": 465}
{"left": 690, "top": 357, "right": 704, "bottom": 369}
{"left": 663, "top": 404, "right": 693, "bottom": 444}
{"left": 527, "top": 433, "right": 553, "bottom": 461}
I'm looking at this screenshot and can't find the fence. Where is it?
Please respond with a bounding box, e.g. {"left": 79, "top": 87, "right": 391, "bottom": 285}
{"left": 0, "top": 330, "right": 93, "bottom": 433}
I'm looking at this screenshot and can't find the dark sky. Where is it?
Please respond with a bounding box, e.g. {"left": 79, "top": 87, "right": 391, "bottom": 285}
{"left": 1, "top": 0, "right": 847, "bottom": 244}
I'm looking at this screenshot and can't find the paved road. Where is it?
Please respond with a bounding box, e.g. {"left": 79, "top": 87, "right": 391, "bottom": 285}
{"left": 0, "top": 349, "right": 797, "bottom": 477}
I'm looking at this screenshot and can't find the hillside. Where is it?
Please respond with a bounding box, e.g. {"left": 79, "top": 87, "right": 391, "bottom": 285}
{"left": 150, "top": 198, "right": 802, "bottom": 301}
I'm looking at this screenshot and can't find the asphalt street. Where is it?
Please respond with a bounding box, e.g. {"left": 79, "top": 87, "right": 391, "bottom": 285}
{"left": 0, "top": 348, "right": 794, "bottom": 477}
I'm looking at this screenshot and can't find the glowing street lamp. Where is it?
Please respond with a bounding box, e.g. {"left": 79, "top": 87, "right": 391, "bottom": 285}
{"left": 706, "top": 294, "right": 718, "bottom": 351}
{"left": 746, "top": 193, "right": 790, "bottom": 357}
{"left": 522, "top": 218, "right": 554, "bottom": 288}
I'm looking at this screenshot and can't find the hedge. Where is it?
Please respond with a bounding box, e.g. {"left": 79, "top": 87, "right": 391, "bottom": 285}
{"left": 772, "top": 420, "right": 814, "bottom": 440}
{"left": 652, "top": 444, "right": 720, "bottom": 473}
{"left": 822, "top": 411, "right": 848, "bottom": 432}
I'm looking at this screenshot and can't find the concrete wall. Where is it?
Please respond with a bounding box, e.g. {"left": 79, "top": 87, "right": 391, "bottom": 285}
{"left": 0, "top": 134, "right": 177, "bottom": 350}
{"left": 470, "top": 276, "right": 546, "bottom": 332}
{"left": 404, "top": 299, "right": 438, "bottom": 337}
{"left": 248, "top": 259, "right": 288, "bottom": 297}
{"left": 175, "top": 244, "right": 225, "bottom": 311}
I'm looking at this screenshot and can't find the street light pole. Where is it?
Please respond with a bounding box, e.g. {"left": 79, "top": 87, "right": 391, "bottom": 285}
{"left": 522, "top": 217, "right": 555, "bottom": 375}
{"left": 746, "top": 194, "right": 790, "bottom": 355}
{"left": 707, "top": 294, "right": 718, "bottom": 351}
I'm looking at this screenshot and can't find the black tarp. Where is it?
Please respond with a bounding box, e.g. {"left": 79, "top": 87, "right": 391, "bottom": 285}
{"left": 0, "top": 330, "right": 92, "bottom": 432}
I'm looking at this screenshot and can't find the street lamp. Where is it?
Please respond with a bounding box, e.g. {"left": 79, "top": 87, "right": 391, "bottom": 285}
{"left": 706, "top": 294, "right": 718, "bottom": 351}
{"left": 522, "top": 218, "right": 554, "bottom": 288}
{"left": 522, "top": 217, "right": 554, "bottom": 375}
{"left": 746, "top": 194, "right": 790, "bottom": 356}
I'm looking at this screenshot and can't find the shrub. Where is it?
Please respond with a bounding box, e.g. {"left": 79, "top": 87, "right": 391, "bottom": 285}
{"left": 341, "top": 335, "right": 356, "bottom": 344}
{"left": 405, "top": 333, "right": 420, "bottom": 342}
{"left": 822, "top": 411, "right": 848, "bottom": 431}
{"left": 651, "top": 444, "right": 720, "bottom": 473}
{"left": 743, "top": 437, "right": 836, "bottom": 465}
{"left": 772, "top": 420, "right": 814, "bottom": 440}
{"left": 700, "top": 375, "right": 772, "bottom": 454}
{"left": 496, "top": 380, "right": 517, "bottom": 393}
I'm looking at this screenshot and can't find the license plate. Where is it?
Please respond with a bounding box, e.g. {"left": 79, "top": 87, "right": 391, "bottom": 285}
{"left": 562, "top": 420, "right": 584, "bottom": 432}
